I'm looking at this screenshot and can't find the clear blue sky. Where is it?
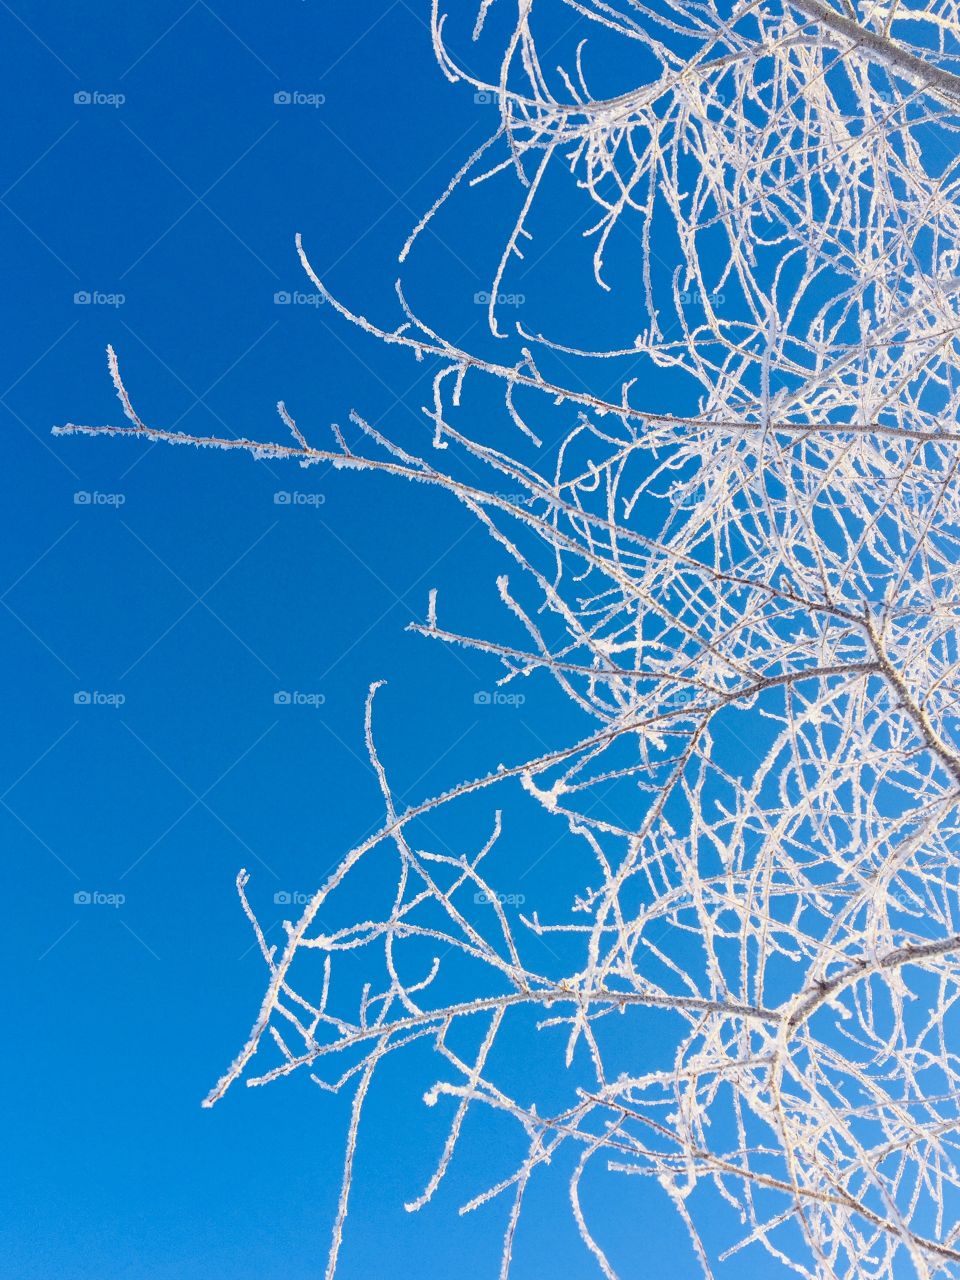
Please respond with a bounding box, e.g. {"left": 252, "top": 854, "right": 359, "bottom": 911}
{"left": 1, "top": 5, "right": 717, "bottom": 1277}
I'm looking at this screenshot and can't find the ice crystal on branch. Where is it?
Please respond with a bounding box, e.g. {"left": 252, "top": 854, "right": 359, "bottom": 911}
{"left": 57, "top": 1, "right": 960, "bottom": 1275}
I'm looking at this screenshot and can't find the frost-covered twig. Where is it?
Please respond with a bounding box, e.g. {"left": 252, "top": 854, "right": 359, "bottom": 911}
{"left": 59, "top": 1, "right": 960, "bottom": 1275}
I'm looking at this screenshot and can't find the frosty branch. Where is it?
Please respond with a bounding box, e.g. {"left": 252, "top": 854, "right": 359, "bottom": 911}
{"left": 58, "top": 1, "right": 960, "bottom": 1276}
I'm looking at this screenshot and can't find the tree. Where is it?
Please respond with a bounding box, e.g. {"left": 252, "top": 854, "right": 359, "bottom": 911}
{"left": 57, "top": 2, "right": 960, "bottom": 1276}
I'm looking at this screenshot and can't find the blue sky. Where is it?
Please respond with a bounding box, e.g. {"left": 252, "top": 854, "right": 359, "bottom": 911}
{"left": 0, "top": 5, "right": 710, "bottom": 1277}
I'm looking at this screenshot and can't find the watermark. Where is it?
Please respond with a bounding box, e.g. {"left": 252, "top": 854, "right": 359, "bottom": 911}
{"left": 74, "top": 290, "right": 125, "bottom": 307}
{"left": 74, "top": 90, "right": 125, "bottom": 108}
{"left": 835, "top": 877, "right": 918, "bottom": 915}
{"left": 274, "top": 690, "right": 325, "bottom": 707}
{"left": 274, "top": 290, "right": 324, "bottom": 307}
{"left": 274, "top": 491, "right": 325, "bottom": 506}
{"left": 74, "top": 490, "right": 125, "bottom": 507}
{"left": 474, "top": 690, "right": 526, "bottom": 707}
{"left": 664, "top": 689, "right": 695, "bottom": 709}
{"left": 74, "top": 690, "right": 126, "bottom": 707}
{"left": 74, "top": 890, "right": 125, "bottom": 907}
{"left": 670, "top": 482, "right": 709, "bottom": 509}
{"left": 475, "top": 890, "right": 525, "bottom": 906}
{"left": 474, "top": 91, "right": 498, "bottom": 105}
{"left": 274, "top": 90, "right": 325, "bottom": 107}
{"left": 474, "top": 290, "right": 525, "bottom": 307}
{"left": 273, "top": 890, "right": 312, "bottom": 906}
{"left": 869, "top": 476, "right": 942, "bottom": 508}
{"left": 678, "top": 289, "right": 725, "bottom": 307}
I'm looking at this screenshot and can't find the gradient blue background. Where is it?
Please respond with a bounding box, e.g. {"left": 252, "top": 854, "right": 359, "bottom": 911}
{"left": 0, "top": 5, "right": 705, "bottom": 1277}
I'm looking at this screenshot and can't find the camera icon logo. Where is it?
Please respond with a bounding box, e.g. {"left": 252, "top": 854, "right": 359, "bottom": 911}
{"left": 74, "top": 491, "right": 91, "bottom": 505}
{"left": 274, "top": 691, "right": 292, "bottom": 705}
{"left": 74, "top": 291, "right": 91, "bottom": 305}
{"left": 274, "top": 491, "right": 291, "bottom": 505}
{"left": 274, "top": 891, "right": 292, "bottom": 905}
{"left": 74, "top": 691, "right": 91, "bottom": 705}
{"left": 74, "top": 91, "right": 92, "bottom": 105}
{"left": 274, "top": 91, "right": 291, "bottom": 105}
{"left": 74, "top": 890, "right": 92, "bottom": 905}
{"left": 473, "top": 691, "right": 492, "bottom": 705}
{"left": 274, "top": 291, "right": 291, "bottom": 305}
